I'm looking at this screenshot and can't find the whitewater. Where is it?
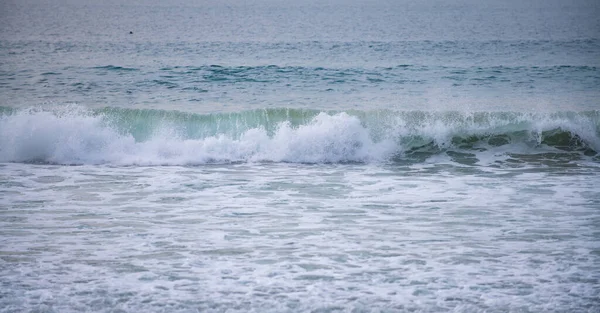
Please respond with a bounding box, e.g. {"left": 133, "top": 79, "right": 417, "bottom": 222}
{"left": 1, "top": 0, "right": 600, "bottom": 312}
{"left": 1, "top": 106, "right": 599, "bottom": 166}
{"left": 1, "top": 108, "right": 599, "bottom": 313}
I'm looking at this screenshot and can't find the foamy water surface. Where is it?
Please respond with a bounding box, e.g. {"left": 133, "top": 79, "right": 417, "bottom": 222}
{"left": 1, "top": 161, "right": 599, "bottom": 312}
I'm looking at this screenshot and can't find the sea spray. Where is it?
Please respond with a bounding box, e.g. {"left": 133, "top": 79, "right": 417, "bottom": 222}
{"left": 0, "top": 106, "right": 598, "bottom": 165}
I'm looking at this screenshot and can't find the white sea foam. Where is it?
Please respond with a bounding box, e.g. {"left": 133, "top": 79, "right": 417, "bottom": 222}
{"left": 0, "top": 107, "right": 133, "bottom": 164}
{"left": 0, "top": 107, "right": 598, "bottom": 165}
{"left": 0, "top": 108, "right": 395, "bottom": 165}
{"left": 1, "top": 162, "right": 599, "bottom": 313}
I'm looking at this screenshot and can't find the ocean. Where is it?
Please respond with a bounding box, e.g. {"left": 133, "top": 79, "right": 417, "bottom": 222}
{"left": 1, "top": 0, "right": 599, "bottom": 312}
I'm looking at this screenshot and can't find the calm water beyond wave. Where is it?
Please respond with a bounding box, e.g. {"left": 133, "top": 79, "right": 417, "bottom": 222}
{"left": 1, "top": 0, "right": 599, "bottom": 312}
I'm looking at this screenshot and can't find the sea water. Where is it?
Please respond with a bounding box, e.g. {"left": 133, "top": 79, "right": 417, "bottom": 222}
{"left": 1, "top": 0, "right": 599, "bottom": 312}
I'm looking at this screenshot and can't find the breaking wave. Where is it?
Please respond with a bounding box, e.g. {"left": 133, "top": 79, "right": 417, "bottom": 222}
{"left": 0, "top": 106, "right": 598, "bottom": 165}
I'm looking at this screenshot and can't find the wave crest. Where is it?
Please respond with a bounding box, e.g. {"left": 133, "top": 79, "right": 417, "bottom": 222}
{"left": 0, "top": 106, "right": 598, "bottom": 165}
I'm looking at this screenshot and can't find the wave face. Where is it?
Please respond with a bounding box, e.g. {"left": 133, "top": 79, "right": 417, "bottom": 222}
{"left": 0, "top": 106, "right": 599, "bottom": 165}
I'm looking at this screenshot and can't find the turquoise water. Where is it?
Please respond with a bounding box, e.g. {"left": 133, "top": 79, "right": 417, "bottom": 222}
{"left": 1, "top": 0, "right": 599, "bottom": 312}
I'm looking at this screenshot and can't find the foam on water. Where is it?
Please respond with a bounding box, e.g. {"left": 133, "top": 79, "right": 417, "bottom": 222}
{"left": 0, "top": 106, "right": 598, "bottom": 166}
{"left": 0, "top": 106, "right": 394, "bottom": 164}
{"left": 1, "top": 162, "right": 599, "bottom": 313}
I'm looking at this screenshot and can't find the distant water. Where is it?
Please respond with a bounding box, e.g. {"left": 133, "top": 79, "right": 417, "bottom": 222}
{"left": 1, "top": 1, "right": 599, "bottom": 312}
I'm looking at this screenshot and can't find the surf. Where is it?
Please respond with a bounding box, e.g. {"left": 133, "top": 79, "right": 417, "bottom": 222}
{"left": 0, "top": 105, "right": 598, "bottom": 165}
